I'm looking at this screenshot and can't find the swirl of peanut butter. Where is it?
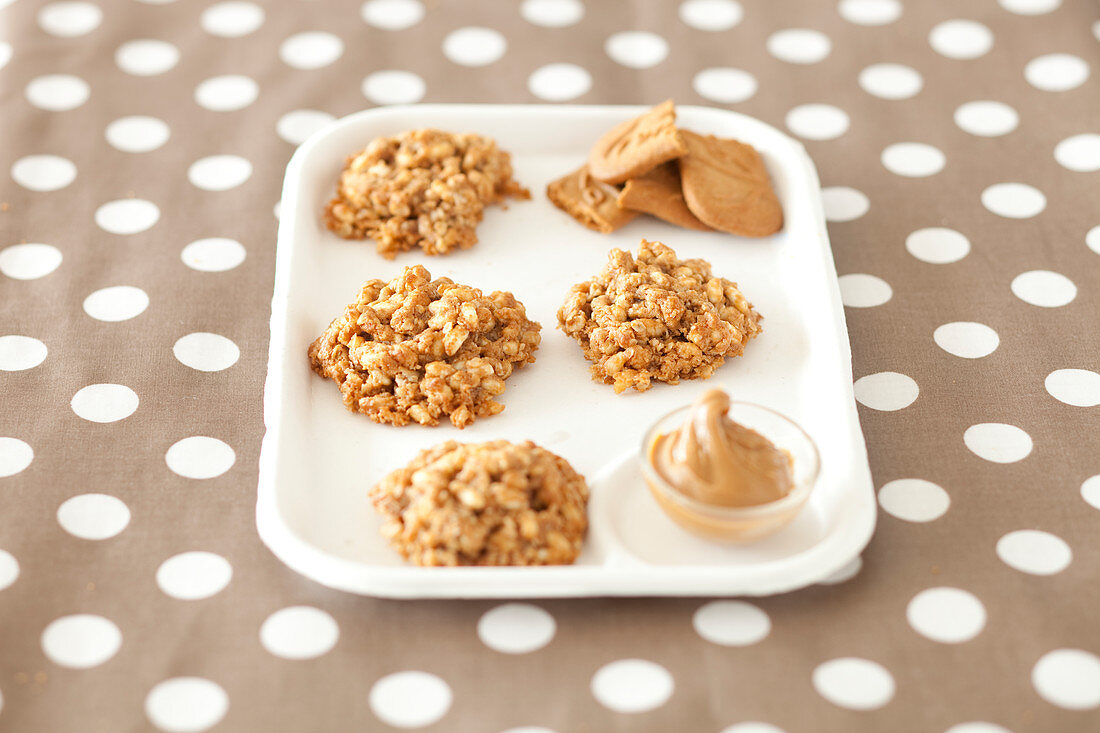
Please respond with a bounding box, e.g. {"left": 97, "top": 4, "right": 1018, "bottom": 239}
{"left": 649, "top": 389, "right": 794, "bottom": 508}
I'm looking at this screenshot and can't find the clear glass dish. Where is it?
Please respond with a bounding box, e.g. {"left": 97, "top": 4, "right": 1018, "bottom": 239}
{"left": 640, "top": 400, "right": 821, "bottom": 543}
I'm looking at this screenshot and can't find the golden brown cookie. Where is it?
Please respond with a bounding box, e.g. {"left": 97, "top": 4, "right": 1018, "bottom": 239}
{"left": 587, "top": 100, "right": 688, "bottom": 185}
{"left": 679, "top": 130, "right": 783, "bottom": 237}
{"left": 617, "top": 162, "right": 711, "bottom": 231}
{"left": 546, "top": 166, "right": 638, "bottom": 234}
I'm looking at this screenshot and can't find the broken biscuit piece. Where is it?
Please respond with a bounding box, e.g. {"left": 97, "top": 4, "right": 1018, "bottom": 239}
{"left": 546, "top": 165, "right": 639, "bottom": 233}
{"left": 617, "top": 162, "right": 711, "bottom": 231}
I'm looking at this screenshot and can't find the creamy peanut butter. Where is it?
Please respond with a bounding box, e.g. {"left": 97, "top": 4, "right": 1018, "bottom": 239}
{"left": 649, "top": 389, "right": 794, "bottom": 508}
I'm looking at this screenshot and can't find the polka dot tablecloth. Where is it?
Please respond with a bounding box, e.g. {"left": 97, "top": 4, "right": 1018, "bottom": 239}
{"left": 1, "top": 0, "right": 1098, "bottom": 731}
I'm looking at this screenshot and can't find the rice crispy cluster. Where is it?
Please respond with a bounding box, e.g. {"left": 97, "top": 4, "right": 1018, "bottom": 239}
{"left": 558, "top": 239, "right": 762, "bottom": 393}
{"left": 324, "top": 129, "right": 529, "bottom": 258}
{"left": 370, "top": 440, "right": 589, "bottom": 566}
{"left": 308, "top": 265, "right": 541, "bottom": 428}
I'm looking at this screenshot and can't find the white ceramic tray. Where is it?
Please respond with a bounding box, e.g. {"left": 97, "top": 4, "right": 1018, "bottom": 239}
{"left": 258, "top": 104, "right": 875, "bottom": 598}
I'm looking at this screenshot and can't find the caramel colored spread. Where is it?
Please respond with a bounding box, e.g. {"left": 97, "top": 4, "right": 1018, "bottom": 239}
{"left": 649, "top": 390, "right": 794, "bottom": 508}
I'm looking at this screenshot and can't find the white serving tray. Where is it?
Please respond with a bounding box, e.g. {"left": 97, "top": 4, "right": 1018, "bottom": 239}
{"left": 258, "top": 104, "right": 875, "bottom": 598}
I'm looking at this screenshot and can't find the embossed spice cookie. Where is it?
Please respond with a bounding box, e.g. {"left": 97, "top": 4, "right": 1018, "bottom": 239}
{"left": 617, "top": 161, "right": 711, "bottom": 231}
{"left": 546, "top": 165, "right": 639, "bottom": 233}
{"left": 679, "top": 130, "right": 783, "bottom": 237}
{"left": 587, "top": 99, "right": 688, "bottom": 185}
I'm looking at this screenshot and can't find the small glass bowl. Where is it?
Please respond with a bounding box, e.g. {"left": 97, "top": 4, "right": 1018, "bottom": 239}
{"left": 640, "top": 400, "right": 821, "bottom": 543}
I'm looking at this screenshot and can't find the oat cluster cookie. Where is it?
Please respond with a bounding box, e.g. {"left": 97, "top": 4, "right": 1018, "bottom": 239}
{"left": 370, "top": 440, "right": 589, "bottom": 566}
{"left": 558, "top": 240, "right": 762, "bottom": 393}
{"left": 308, "top": 265, "right": 540, "bottom": 428}
{"left": 324, "top": 129, "right": 529, "bottom": 258}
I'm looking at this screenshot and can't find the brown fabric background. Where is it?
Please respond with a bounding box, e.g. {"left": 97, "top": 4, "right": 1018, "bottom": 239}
{"left": 1, "top": 0, "right": 1099, "bottom": 731}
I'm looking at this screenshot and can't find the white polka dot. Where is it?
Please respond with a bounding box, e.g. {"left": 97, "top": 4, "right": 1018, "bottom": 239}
{"left": 906, "top": 227, "right": 970, "bottom": 264}
{"left": 838, "top": 0, "right": 901, "bottom": 25}
{"left": 156, "top": 552, "right": 233, "bottom": 600}
{"left": 115, "top": 39, "right": 179, "bottom": 76}
{"left": 260, "top": 606, "right": 339, "bottom": 660}
{"left": 0, "top": 43, "right": 11, "bottom": 70}
{"left": 1, "top": 243, "right": 62, "bottom": 280}
{"left": 57, "top": 493, "right": 130, "bottom": 540}
{"left": 95, "top": 199, "right": 160, "bottom": 235}
{"left": 0, "top": 438, "right": 33, "bottom": 478}
{"left": 26, "top": 74, "right": 90, "bottom": 110}
{"left": 173, "top": 333, "right": 240, "bottom": 372}
{"left": 528, "top": 63, "right": 592, "bottom": 101}
{"left": 166, "top": 437, "right": 236, "bottom": 480}
{"left": 1087, "top": 226, "right": 1100, "bottom": 256}
{"left": 41, "top": 614, "right": 121, "bottom": 669}
{"left": 855, "top": 372, "right": 918, "bottom": 411}
{"left": 679, "top": 0, "right": 743, "bottom": 30}
{"left": 767, "top": 29, "right": 831, "bottom": 64}
{"left": 1081, "top": 475, "right": 1100, "bottom": 510}
{"left": 1054, "top": 133, "right": 1100, "bottom": 172}
{"left": 839, "top": 273, "right": 892, "bottom": 307}
{"left": 605, "top": 31, "right": 669, "bottom": 69}
{"left": 1032, "top": 650, "right": 1100, "bottom": 710}
{"left": 362, "top": 70, "right": 426, "bottom": 105}
{"left": 907, "top": 587, "right": 986, "bottom": 643}
{"left": 279, "top": 31, "right": 343, "bottom": 70}
{"left": 821, "top": 186, "right": 869, "bottom": 222}
{"left": 276, "top": 109, "right": 334, "bottom": 144}
{"left": 878, "top": 479, "right": 950, "bottom": 522}
{"left": 881, "top": 142, "right": 945, "bottom": 177}
{"left": 964, "top": 424, "right": 1032, "bottom": 464}
{"left": 785, "top": 104, "right": 849, "bottom": 141}
{"left": 1045, "top": 369, "right": 1100, "bottom": 407}
{"left": 1025, "top": 53, "right": 1089, "bottom": 91}
{"left": 181, "top": 238, "right": 246, "bottom": 272}
{"left": 945, "top": 724, "right": 1013, "bottom": 733}
{"left": 360, "top": 0, "right": 424, "bottom": 30}
{"left": 818, "top": 556, "right": 862, "bottom": 585}
{"left": 443, "top": 27, "right": 506, "bottom": 66}
{"left": 813, "top": 658, "right": 894, "bottom": 710}
{"left": 188, "top": 155, "right": 252, "bottom": 192}
{"left": 982, "top": 183, "right": 1046, "bottom": 219}
{"left": 201, "top": 2, "right": 264, "bottom": 37}
{"left": 0, "top": 550, "right": 18, "bottom": 591}
{"left": 11, "top": 155, "right": 76, "bottom": 192}
{"left": 145, "top": 678, "right": 229, "bottom": 733}
{"left": 71, "top": 384, "right": 139, "bottom": 423}
{"left": 859, "top": 63, "right": 923, "bottom": 100}
{"left": 721, "top": 724, "right": 787, "bottom": 733}
{"left": 369, "top": 672, "right": 452, "bottom": 728}
{"left": 999, "top": 0, "right": 1061, "bottom": 15}
{"left": 693, "top": 601, "right": 770, "bottom": 646}
{"left": 83, "top": 285, "right": 149, "bottom": 322}
{"left": 998, "top": 529, "right": 1071, "bottom": 575}
{"left": 956, "top": 341, "right": 1007, "bottom": 388}
{"left": 1011, "top": 270, "right": 1076, "bottom": 307}
{"left": 477, "top": 603, "right": 556, "bottom": 654}
{"left": 591, "top": 659, "right": 673, "bottom": 713}
{"left": 106, "top": 116, "right": 170, "bottom": 153}
{"left": 0, "top": 336, "right": 47, "bottom": 371}
{"left": 38, "top": 1, "right": 103, "bottom": 37}
{"left": 522, "top": 0, "right": 584, "bottom": 27}
{"left": 1094, "top": 19, "right": 1100, "bottom": 42}
{"left": 273, "top": 201, "right": 281, "bottom": 219}
{"left": 954, "top": 101, "right": 1019, "bottom": 137}
{"left": 692, "top": 67, "right": 757, "bottom": 104}
{"left": 929, "top": 20, "right": 993, "bottom": 60}
{"left": 934, "top": 322, "right": 999, "bottom": 358}
{"left": 194, "top": 75, "right": 258, "bottom": 111}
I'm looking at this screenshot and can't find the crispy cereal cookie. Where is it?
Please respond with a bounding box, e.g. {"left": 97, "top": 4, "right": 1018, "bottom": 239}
{"left": 617, "top": 161, "right": 711, "bottom": 231}
{"left": 558, "top": 240, "right": 762, "bottom": 393}
{"left": 370, "top": 440, "right": 589, "bottom": 566}
{"left": 308, "top": 265, "right": 541, "bottom": 428}
{"left": 679, "top": 130, "right": 783, "bottom": 237}
{"left": 324, "top": 129, "right": 529, "bottom": 258}
{"left": 546, "top": 165, "right": 639, "bottom": 233}
{"left": 587, "top": 99, "right": 688, "bottom": 185}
